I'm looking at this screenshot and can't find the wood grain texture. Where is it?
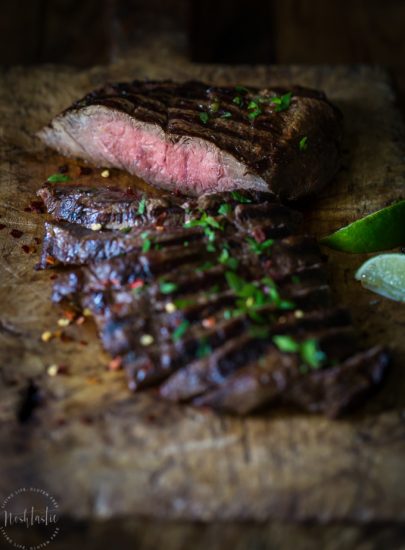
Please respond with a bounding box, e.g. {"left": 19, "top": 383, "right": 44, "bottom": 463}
{"left": 0, "top": 53, "right": 405, "bottom": 528}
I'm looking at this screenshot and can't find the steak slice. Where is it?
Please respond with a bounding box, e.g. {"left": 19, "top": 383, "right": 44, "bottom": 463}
{"left": 38, "top": 221, "right": 204, "bottom": 268}
{"left": 37, "top": 182, "right": 185, "bottom": 229}
{"left": 38, "top": 80, "right": 342, "bottom": 200}
{"left": 193, "top": 346, "right": 389, "bottom": 417}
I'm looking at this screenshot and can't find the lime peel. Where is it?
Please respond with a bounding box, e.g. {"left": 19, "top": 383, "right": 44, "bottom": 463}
{"left": 355, "top": 253, "right": 405, "bottom": 302}
{"left": 320, "top": 200, "right": 405, "bottom": 253}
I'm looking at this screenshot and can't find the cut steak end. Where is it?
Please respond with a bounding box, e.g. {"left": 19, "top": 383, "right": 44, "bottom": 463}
{"left": 38, "top": 80, "right": 342, "bottom": 200}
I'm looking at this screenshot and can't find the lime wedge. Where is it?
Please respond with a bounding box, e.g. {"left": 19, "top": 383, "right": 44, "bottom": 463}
{"left": 355, "top": 254, "right": 405, "bottom": 302}
{"left": 320, "top": 200, "right": 405, "bottom": 253}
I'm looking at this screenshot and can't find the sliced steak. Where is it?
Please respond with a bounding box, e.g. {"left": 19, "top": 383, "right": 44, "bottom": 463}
{"left": 43, "top": 186, "right": 389, "bottom": 416}
{"left": 38, "top": 80, "right": 342, "bottom": 200}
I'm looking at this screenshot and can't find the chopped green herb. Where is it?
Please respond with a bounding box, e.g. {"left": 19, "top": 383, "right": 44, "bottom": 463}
{"left": 210, "top": 102, "right": 220, "bottom": 112}
{"left": 140, "top": 231, "right": 152, "bottom": 252}
{"left": 218, "top": 203, "right": 232, "bottom": 216}
{"left": 247, "top": 100, "right": 262, "bottom": 120}
{"left": 137, "top": 196, "right": 147, "bottom": 215}
{"left": 203, "top": 228, "right": 215, "bottom": 243}
{"left": 220, "top": 111, "right": 232, "bottom": 118}
{"left": 218, "top": 248, "right": 230, "bottom": 264}
{"left": 206, "top": 242, "right": 216, "bottom": 252}
{"left": 142, "top": 239, "right": 151, "bottom": 253}
{"left": 299, "top": 136, "right": 308, "bottom": 151}
{"left": 47, "top": 173, "right": 71, "bottom": 183}
{"left": 247, "top": 237, "right": 274, "bottom": 255}
{"left": 196, "top": 339, "right": 212, "bottom": 359}
{"left": 199, "top": 112, "right": 209, "bottom": 124}
{"left": 248, "top": 100, "right": 259, "bottom": 110}
{"left": 120, "top": 227, "right": 132, "bottom": 234}
{"left": 247, "top": 100, "right": 262, "bottom": 121}
{"left": 270, "top": 92, "right": 292, "bottom": 112}
{"left": 248, "top": 109, "right": 262, "bottom": 120}
{"left": 231, "top": 191, "right": 252, "bottom": 203}
{"left": 280, "top": 299, "right": 296, "bottom": 310}
{"left": 173, "top": 298, "right": 195, "bottom": 309}
{"left": 172, "top": 320, "right": 190, "bottom": 342}
{"left": 235, "top": 85, "right": 249, "bottom": 94}
{"left": 273, "top": 335, "right": 326, "bottom": 369}
{"left": 273, "top": 335, "right": 300, "bottom": 353}
{"left": 233, "top": 96, "right": 243, "bottom": 106}
{"left": 184, "top": 212, "right": 223, "bottom": 230}
{"left": 183, "top": 240, "right": 189, "bottom": 247}
{"left": 225, "top": 271, "right": 246, "bottom": 293}
{"left": 218, "top": 247, "right": 239, "bottom": 270}
{"left": 159, "top": 282, "right": 178, "bottom": 294}
{"left": 300, "top": 339, "right": 326, "bottom": 369}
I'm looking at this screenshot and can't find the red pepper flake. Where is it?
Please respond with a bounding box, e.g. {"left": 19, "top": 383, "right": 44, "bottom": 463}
{"left": 79, "top": 340, "right": 88, "bottom": 346}
{"left": 10, "top": 229, "right": 23, "bottom": 239}
{"left": 46, "top": 256, "right": 56, "bottom": 265}
{"left": 49, "top": 274, "right": 58, "bottom": 280}
{"left": 202, "top": 316, "right": 216, "bottom": 328}
{"left": 0, "top": 224, "right": 5, "bottom": 230}
{"left": 129, "top": 279, "right": 144, "bottom": 290}
{"left": 34, "top": 237, "right": 41, "bottom": 244}
{"left": 21, "top": 245, "right": 30, "bottom": 254}
{"left": 108, "top": 356, "right": 122, "bottom": 371}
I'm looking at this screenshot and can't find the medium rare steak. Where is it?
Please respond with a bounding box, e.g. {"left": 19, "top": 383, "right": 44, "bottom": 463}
{"left": 38, "top": 81, "right": 342, "bottom": 200}
{"left": 46, "top": 188, "right": 389, "bottom": 416}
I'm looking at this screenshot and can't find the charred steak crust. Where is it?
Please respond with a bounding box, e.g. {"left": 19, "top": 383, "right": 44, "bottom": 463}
{"left": 38, "top": 80, "right": 342, "bottom": 199}
{"left": 44, "top": 186, "right": 389, "bottom": 416}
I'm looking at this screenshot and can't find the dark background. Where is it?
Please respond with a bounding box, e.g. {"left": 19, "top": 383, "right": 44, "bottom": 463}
{"left": 1, "top": 0, "right": 405, "bottom": 107}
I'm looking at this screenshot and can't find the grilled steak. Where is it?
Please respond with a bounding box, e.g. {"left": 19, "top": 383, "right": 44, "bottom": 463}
{"left": 38, "top": 81, "right": 342, "bottom": 200}
{"left": 46, "top": 187, "right": 389, "bottom": 416}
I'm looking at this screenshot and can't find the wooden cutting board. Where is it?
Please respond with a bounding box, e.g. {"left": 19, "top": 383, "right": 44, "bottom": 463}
{"left": 1, "top": 54, "right": 405, "bottom": 531}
